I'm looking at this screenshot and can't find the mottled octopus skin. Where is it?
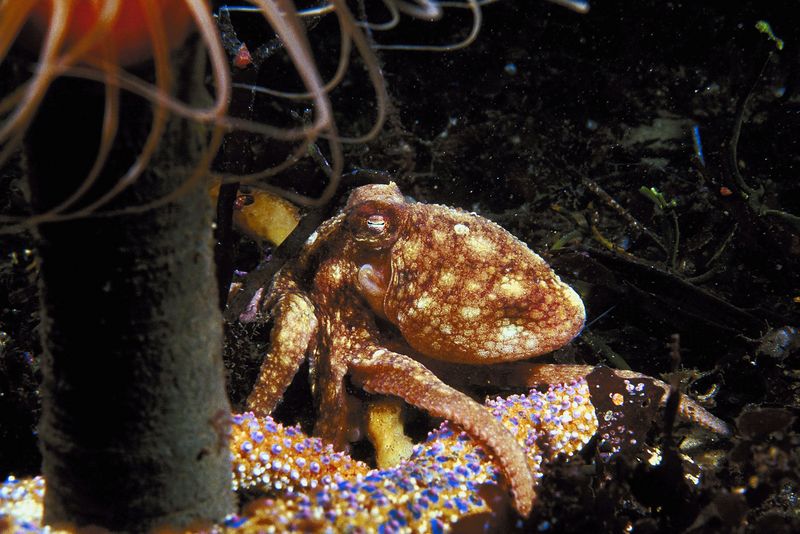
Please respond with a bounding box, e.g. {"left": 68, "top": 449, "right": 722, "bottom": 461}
{"left": 379, "top": 200, "right": 585, "bottom": 363}
{"left": 246, "top": 182, "right": 586, "bottom": 517}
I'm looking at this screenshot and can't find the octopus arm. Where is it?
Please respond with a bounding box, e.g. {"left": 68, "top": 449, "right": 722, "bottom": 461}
{"left": 311, "top": 348, "right": 353, "bottom": 449}
{"left": 350, "top": 348, "right": 536, "bottom": 517}
{"left": 247, "top": 291, "right": 318, "bottom": 417}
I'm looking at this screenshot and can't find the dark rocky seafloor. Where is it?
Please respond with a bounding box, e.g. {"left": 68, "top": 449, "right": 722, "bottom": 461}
{"left": 2, "top": 1, "right": 799, "bottom": 532}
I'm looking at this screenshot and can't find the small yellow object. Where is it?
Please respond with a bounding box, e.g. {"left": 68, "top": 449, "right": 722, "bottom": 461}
{"left": 209, "top": 182, "right": 300, "bottom": 246}
{"left": 755, "top": 20, "right": 784, "bottom": 51}
{"left": 366, "top": 397, "right": 415, "bottom": 468}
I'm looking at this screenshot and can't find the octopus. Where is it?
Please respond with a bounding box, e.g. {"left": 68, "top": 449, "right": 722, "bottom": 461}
{"left": 244, "top": 182, "right": 730, "bottom": 517}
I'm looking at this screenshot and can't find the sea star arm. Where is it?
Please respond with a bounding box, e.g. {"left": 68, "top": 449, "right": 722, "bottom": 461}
{"left": 349, "top": 348, "right": 536, "bottom": 517}
{"left": 247, "top": 291, "right": 317, "bottom": 417}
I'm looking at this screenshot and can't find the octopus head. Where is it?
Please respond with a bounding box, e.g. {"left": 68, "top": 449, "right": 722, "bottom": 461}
{"left": 345, "top": 183, "right": 585, "bottom": 363}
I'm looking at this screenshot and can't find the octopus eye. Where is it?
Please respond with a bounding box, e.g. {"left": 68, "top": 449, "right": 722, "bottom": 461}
{"left": 346, "top": 201, "right": 403, "bottom": 249}
{"left": 366, "top": 214, "right": 387, "bottom": 232}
